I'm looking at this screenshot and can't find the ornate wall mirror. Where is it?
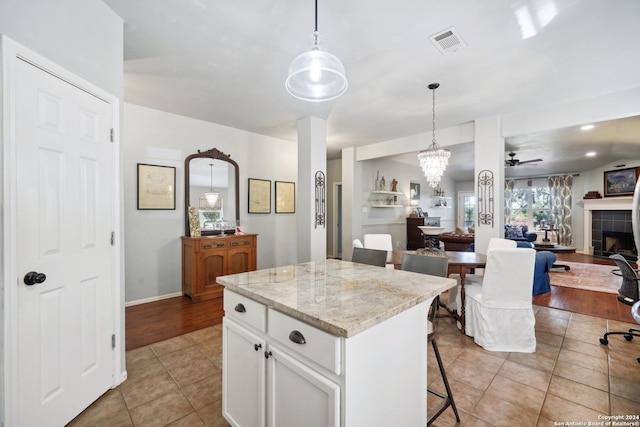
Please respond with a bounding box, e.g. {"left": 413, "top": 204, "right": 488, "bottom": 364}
{"left": 184, "top": 148, "right": 239, "bottom": 236}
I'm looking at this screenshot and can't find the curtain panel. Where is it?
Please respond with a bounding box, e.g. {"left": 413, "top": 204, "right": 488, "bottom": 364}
{"left": 548, "top": 175, "right": 573, "bottom": 245}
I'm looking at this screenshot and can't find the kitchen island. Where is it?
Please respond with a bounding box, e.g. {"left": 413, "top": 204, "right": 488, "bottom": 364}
{"left": 218, "top": 258, "right": 456, "bottom": 427}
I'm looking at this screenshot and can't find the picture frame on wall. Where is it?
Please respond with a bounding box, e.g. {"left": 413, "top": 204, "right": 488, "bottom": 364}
{"left": 275, "top": 181, "right": 295, "bottom": 213}
{"left": 137, "top": 163, "right": 176, "bottom": 210}
{"left": 248, "top": 178, "right": 271, "bottom": 213}
{"left": 410, "top": 182, "right": 421, "bottom": 201}
{"left": 603, "top": 167, "right": 639, "bottom": 197}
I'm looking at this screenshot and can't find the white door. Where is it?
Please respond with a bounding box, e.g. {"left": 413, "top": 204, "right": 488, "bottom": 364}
{"left": 15, "top": 57, "right": 115, "bottom": 426}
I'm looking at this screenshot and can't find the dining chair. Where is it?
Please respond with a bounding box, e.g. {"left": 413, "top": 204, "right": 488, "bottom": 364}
{"left": 352, "top": 238, "right": 364, "bottom": 248}
{"left": 351, "top": 247, "right": 387, "bottom": 267}
{"left": 459, "top": 247, "right": 537, "bottom": 352}
{"left": 363, "top": 234, "right": 393, "bottom": 263}
{"left": 400, "top": 253, "right": 460, "bottom": 425}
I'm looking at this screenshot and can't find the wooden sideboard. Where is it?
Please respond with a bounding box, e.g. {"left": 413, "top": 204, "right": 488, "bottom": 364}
{"left": 181, "top": 234, "right": 257, "bottom": 309}
{"left": 406, "top": 217, "right": 441, "bottom": 249}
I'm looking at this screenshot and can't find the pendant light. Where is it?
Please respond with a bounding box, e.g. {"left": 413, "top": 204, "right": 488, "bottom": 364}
{"left": 417, "top": 83, "right": 450, "bottom": 188}
{"left": 205, "top": 163, "right": 219, "bottom": 207}
{"left": 285, "top": 0, "right": 347, "bottom": 102}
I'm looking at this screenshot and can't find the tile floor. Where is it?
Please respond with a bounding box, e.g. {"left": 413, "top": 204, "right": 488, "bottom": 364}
{"left": 68, "top": 305, "right": 640, "bottom": 427}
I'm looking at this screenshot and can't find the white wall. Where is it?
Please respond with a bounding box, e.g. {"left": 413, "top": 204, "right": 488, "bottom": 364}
{"left": 123, "top": 104, "right": 297, "bottom": 302}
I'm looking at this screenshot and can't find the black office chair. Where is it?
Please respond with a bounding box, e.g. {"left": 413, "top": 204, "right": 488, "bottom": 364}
{"left": 401, "top": 252, "right": 460, "bottom": 425}
{"left": 599, "top": 254, "right": 640, "bottom": 364}
{"left": 351, "top": 247, "right": 387, "bottom": 267}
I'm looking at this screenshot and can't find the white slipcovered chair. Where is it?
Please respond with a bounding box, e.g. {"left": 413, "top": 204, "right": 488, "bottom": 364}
{"left": 457, "top": 247, "right": 537, "bottom": 352}
{"left": 448, "top": 237, "right": 517, "bottom": 310}
{"left": 352, "top": 239, "right": 364, "bottom": 248}
{"left": 363, "top": 234, "right": 394, "bottom": 268}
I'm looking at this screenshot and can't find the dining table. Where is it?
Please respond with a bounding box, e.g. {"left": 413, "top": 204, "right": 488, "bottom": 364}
{"left": 391, "top": 250, "right": 487, "bottom": 334}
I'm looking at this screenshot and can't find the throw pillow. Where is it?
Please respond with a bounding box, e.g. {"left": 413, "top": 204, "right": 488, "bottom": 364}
{"left": 467, "top": 227, "right": 474, "bottom": 234}
{"left": 505, "top": 225, "right": 524, "bottom": 239}
{"left": 455, "top": 226, "right": 465, "bottom": 235}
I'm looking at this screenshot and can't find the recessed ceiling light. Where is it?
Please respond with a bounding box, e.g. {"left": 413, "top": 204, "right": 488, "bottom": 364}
{"left": 580, "top": 124, "right": 595, "bottom": 131}
{"left": 585, "top": 151, "right": 597, "bottom": 157}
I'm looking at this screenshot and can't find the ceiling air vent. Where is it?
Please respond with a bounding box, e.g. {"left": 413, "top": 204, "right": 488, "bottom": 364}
{"left": 429, "top": 27, "right": 467, "bottom": 55}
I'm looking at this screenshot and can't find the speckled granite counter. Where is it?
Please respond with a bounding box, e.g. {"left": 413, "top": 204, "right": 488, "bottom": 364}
{"left": 217, "top": 258, "right": 456, "bottom": 338}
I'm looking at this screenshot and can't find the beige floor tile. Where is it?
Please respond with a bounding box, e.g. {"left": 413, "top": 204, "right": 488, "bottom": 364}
{"left": 552, "top": 360, "right": 609, "bottom": 391}
{"left": 472, "top": 394, "right": 539, "bottom": 426}
{"left": 497, "top": 360, "right": 552, "bottom": 392}
{"left": 536, "top": 307, "right": 572, "bottom": 320}
{"left": 564, "top": 324, "right": 606, "bottom": 344}
{"left": 547, "top": 376, "right": 609, "bottom": 413}
{"left": 557, "top": 347, "right": 608, "bottom": 373}
{"left": 166, "top": 412, "right": 206, "bottom": 426}
{"left": 456, "top": 347, "right": 507, "bottom": 374}
{"left": 125, "top": 345, "right": 157, "bottom": 365}
{"left": 609, "top": 349, "right": 640, "bottom": 380}
{"left": 535, "top": 340, "right": 562, "bottom": 360}
{"left": 507, "top": 351, "right": 556, "bottom": 373}
{"left": 535, "top": 330, "right": 565, "bottom": 348}
{"left": 160, "top": 346, "right": 219, "bottom": 387}
{"left": 485, "top": 375, "right": 546, "bottom": 414}
{"left": 447, "top": 357, "right": 499, "bottom": 390}
{"left": 461, "top": 414, "right": 494, "bottom": 427}
{"left": 610, "top": 374, "right": 640, "bottom": 403}
{"left": 128, "top": 390, "right": 195, "bottom": 427}
{"left": 540, "top": 393, "right": 603, "bottom": 424}
{"left": 535, "top": 315, "right": 569, "bottom": 336}
{"left": 611, "top": 394, "right": 640, "bottom": 416}
{"left": 125, "top": 351, "right": 166, "bottom": 382}
{"left": 569, "top": 312, "right": 608, "bottom": 327}
{"left": 561, "top": 336, "right": 608, "bottom": 360}
{"left": 120, "top": 370, "right": 180, "bottom": 409}
{"left": 182, "top": 372, "right": 222, "bottom": 410}
{"left": 197, "top": 400, "right": 231, "bottom": 427}
{"left": 150, "top": 335, "right": 195, "bottom": 357}
{"left": 66, "top": 389, "right": 131, "bottom": 427}
{"left": 428, "top": 376, "right": 484, "bottom": 413}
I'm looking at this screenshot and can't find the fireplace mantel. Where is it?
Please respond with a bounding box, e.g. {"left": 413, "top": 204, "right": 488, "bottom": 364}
{"left": 581, "top": 196, "right": 633, "bottom": 254}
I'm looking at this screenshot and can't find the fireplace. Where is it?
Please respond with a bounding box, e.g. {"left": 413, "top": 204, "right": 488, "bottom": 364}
{"left": 591, "top": 209, "right": 637, "bottom": 261}
{"left": 602, "top": 231, "right": 637, "bottom": 260}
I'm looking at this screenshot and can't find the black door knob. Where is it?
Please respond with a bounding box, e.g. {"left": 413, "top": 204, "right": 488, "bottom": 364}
{"left": 24, "top": 271, "right": 46, "bottom": 286}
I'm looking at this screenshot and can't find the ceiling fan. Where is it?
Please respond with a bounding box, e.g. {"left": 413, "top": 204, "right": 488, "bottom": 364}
{"left": 505, "top": 152, "right": 543, "bottom": 167}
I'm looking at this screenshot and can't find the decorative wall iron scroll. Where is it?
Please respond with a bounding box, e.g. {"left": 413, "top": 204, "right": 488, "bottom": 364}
{"left": 477, "top": 170, "right": 494, "bottom": 227}
{"left": 315, "top": 171, "right": 326, "bottom": 228}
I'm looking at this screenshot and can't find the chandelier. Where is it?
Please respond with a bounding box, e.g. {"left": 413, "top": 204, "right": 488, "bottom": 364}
{"left": 285, "top": 0, "right": 348, "bottom": 102}
{"left": 417, "top": 83, "right": 450, "bottom": 188}
{"left": 205, "top": 163, "right": 219, "bottom": 207}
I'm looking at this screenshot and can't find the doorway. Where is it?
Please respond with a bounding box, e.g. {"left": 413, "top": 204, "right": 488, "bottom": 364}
{"left": 458, "top": 191, "right": 476, "bottom": 231}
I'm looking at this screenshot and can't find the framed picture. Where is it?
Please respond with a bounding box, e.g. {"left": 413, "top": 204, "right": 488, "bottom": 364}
{"left": 416, "top": 207, "right": 424, "bottom": 217}
{"left": 248, "top": 178, "right": 271, "bottom": 213}
{"left": 410, "top": 182, "right": 421, "bottom": 201}
{"left": 603, "top": 167, "right": 639, "bottom": 197}
{"left": 275, "top": 181, "right": 295, "bottom": 213}
{"left": 137, "top": 163, "right": 176, "bottom": 210}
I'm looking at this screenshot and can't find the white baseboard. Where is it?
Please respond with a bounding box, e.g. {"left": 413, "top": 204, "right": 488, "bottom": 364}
{"left": 125, "top": 291, "right": 183, "bottom": 307}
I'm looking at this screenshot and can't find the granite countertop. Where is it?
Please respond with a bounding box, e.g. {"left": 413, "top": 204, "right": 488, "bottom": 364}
{"left": 217, "top": 258, "right": 456, "bottom": 338}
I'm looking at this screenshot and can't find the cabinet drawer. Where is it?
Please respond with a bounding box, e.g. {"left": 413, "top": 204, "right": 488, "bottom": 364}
{"left": 224, "top": 290, "right": 267, "bottom": 332}
{"left": 200, "top": 239, "right": 227, "bottom": 251}
{"left": 268, "top": 309, "right": 341, "bottom": 375}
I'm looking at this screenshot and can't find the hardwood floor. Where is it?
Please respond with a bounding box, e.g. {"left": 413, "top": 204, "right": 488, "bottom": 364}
{"left": 125, "top": 253, "right": 638, "bottom": 351}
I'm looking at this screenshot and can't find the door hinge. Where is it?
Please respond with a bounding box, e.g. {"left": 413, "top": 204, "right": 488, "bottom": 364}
{"left": 112, "top": 334, "right": 116, "bottom": 349}
{"left": 111, "top": 231, "right": 115, "bottom": 246}
{"left": 110, "top": 128, "right": 115, "bottom": 142}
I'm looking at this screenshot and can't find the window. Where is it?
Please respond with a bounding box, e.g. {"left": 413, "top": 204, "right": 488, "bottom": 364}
{"left": 507, "top": 180, "right": 550, "bottom": 229}
{"left": 457, "top": 191, "right": 476, "bottom": 230}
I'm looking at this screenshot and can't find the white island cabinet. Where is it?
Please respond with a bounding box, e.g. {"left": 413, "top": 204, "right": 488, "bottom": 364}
{"left": 219, "top": 259, "right": 456, "bottom": 427}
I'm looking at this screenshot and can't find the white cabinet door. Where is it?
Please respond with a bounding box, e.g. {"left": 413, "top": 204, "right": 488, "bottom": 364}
{"left": 223, "top": 318, "right": 266, "bottom": 427}
{"left": 267, "top": 344, "right": 340, "bottom": 427}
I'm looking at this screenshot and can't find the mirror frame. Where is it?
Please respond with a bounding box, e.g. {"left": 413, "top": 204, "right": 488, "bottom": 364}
{"left": 184, "top": 148, "right": 240, "bottom": 236}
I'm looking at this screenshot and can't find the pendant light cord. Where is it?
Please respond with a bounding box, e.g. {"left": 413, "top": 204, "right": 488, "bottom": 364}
{"left": 432, "top": 86, "right": 436, "bottom": 145}
{"left": 315, "top": 0, "right": 318, "bottom": 32}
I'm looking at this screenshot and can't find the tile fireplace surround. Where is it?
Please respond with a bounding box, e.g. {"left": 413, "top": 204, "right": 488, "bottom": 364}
{"left": 582, "top": 196, "right": 635, "bottom": 260}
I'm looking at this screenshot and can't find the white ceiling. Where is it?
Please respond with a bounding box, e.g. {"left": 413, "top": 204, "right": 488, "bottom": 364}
{"left": 103, "top": 0, "right": 640, "bottom": 180}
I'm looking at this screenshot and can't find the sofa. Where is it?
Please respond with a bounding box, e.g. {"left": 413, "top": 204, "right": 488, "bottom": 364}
{"left": 504, "top": 224, "right": 537, "bottom": 243}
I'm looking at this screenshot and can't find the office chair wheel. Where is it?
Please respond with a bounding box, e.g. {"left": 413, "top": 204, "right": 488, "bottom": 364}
{"left": 600, "top": 337, "right": 608, "bottom": 345}
{"left": 624, "top": 334, "right": 633, "bottom": 341}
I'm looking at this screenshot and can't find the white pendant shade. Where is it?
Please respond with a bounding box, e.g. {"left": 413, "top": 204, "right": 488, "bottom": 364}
{"left": 286, "top": 32, "right": 347, "bottom": 102}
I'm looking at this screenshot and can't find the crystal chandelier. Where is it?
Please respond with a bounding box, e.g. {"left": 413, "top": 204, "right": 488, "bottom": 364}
{"left": 417, "top": 83, "right": 450, "bottom": 188}
{"left": 285, "top": 0, "right": 348, "bottom": 102}
{"left": 205, "top": 163, "right": 219, "bottom": 207}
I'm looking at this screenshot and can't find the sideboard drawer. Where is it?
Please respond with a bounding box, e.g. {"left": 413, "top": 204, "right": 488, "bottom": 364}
{"left": 224, "top": 290, "right": 267, "bottom": 332}
{"left": 268, "top": 308, "right": 341, "bottom": 375}
{"left": 200, "top": 239, "right": 227, "bottom": 251}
